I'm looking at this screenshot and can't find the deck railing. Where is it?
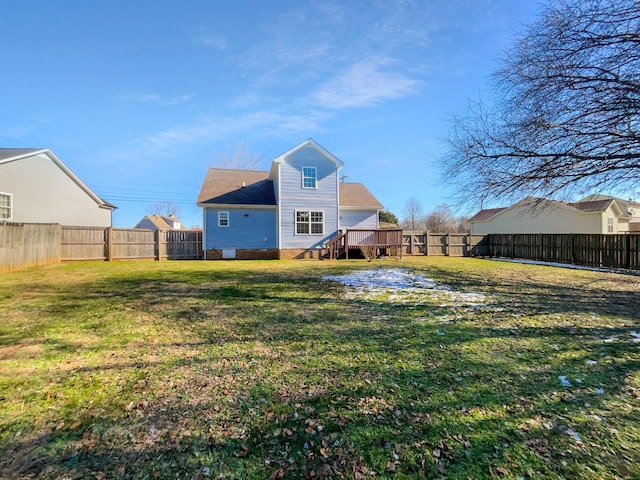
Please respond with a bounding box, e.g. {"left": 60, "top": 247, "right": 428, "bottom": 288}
{"left": 325, "top": 229, "right": 403, "bottom": 260}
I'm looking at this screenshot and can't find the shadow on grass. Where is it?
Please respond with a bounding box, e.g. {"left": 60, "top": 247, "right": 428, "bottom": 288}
{"left": 1, "top": 261, "right": 638, "bottom": 479}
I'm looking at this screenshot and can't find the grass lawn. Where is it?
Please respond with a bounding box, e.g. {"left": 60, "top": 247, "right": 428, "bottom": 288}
{"left": 0, "top": 257, "right": 638, "bottom": 479}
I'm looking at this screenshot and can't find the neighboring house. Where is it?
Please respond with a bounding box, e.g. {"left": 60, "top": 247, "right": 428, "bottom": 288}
{"left": 469, "top": 196, "right": 640, "bottom": 234}
{"left": 0, "top": 148, "right": 116, "bottom": 227}
{"left": 197, "top": 139, "right": 383, "bottom": 259}
{"left": 134, "top": 215, "right": 184, "bottom": 230}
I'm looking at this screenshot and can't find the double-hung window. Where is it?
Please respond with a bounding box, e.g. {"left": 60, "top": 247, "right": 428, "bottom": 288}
{"left": 607, "top": 217, "right": 614, "bottom": 233}
{"left": 296, "top": 210, "right": 323, "bottom": 235}
{"left": 302, "top": 167, "right": 317, "bottom": 189}
{"left": 0, "top": 193, "right": 11, "bottom": 221}
{"left": 218, "top": 211, "right": 229, "bottom": 227}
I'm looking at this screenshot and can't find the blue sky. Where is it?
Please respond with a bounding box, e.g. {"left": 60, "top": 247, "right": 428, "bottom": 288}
{"left": 1, "top": 0, "right": 541, "bottom": 228}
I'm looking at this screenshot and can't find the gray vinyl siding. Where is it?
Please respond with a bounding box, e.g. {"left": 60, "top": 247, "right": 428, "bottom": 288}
{"left": 278, "top": 147, "right": 339, "bottom": 249}
{"left": 340, "top": 209, "right": 379, "bottom": 229}
{"left": 204, "top": 207, "right": 277, "bottom": 249}
{"left": 0, "top": 153, "right": 112, "bottom": 227}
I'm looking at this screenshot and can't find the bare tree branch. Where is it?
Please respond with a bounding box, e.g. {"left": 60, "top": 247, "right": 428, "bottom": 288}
{"left": 401, "top": 197, "right": 425, "bottom": 230}
{"left": 146, "top": 200, "right": 181, "bottom": 218}
{"left": 443, "top": 0, "right": 640, "bottom": 207}
{"left": 215, "top": 142, "right": 265, "bottom": 170}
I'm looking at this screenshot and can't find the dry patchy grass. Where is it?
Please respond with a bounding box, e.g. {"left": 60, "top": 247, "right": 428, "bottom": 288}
{"left": 0, "top": 258, "right": 638, "bottom": 479}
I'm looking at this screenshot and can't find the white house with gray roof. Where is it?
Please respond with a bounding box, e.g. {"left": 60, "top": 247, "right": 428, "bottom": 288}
{"left": 0, "top": 148, "right": 115, "bottom": 227}
{"left": 469, "top": 196, "right": 640, "bottom": 234}
{"left": 197, "top": 139, "right": 383, "bottom": 259}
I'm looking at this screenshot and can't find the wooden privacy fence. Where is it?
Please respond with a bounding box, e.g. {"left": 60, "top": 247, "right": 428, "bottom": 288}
{"left": 487, "top": 233, "right": 640, "bottom": 270}
{"left": 402, "top": 231, "right": 489, "bottom": 257}
{"left": 61, "top": 227, "right": 203, "bottom": 261}
{"left": 0, "top": 223, "right": 203, "bottom": 272}
{"left": 0, "top": 222, "right": 62, "bottom": 273}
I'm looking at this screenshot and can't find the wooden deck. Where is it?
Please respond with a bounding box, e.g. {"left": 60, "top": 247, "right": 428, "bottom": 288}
{"left": 325, "top": 229, "right": 403, "bottom": 260}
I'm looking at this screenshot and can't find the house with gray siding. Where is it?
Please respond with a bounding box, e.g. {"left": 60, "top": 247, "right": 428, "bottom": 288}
{"left": 0, "top": 148, "right": 115, "bottom": 227}
{"left": 197, "top": 139, "right": 383, "bottom": 259}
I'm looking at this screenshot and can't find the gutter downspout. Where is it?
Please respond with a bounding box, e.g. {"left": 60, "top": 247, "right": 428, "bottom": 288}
{"left": 277, "top": 163, "right": 282, "bottom": 252}
{"left": 202, "top": 206, "right": 207, "bottom": 259}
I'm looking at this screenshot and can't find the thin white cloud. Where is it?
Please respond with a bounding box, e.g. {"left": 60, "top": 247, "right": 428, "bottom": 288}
{"left": 0, "top": 125, "right": 33, "bottom": 140}
{"left": 113, "top": 109, "right": 328, "bottom": 159}
{"left": 311, "top": 58, "right": 420, "bottom": 109}
{"left": 159, "top": 94, "right": 194, "bottom": 106}
{"left": 114, "top": 91, "right": 194, "bottom": 106}
{"left": 191, "top": 28, "right": 227, "bottom": 50}
{"left": 0, "top": 114, "right": 52, "bottom": 140}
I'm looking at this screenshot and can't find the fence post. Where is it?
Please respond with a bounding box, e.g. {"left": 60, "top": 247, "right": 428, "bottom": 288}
{"left": 106, "top": 227, "right": 113, "bottom": 261}
{"left": 155, "top": 230, "right": 161, "bottom": 261}
{"left": 445, "top": 233, "right": 450, "bottom": 256}
{"left": 425, "top": 231, "right": 429, "bottom": 256}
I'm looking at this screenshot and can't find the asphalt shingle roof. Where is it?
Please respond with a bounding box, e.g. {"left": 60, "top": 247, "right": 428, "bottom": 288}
{"left": 339, "top": 182, "right": 383, "bottom": 208}
{"left": 0, "top": 148, "right": 46, "bottom": 162}
{"left": 197, "top": 168, "right": 382, "bottom": 209}
{"left": 197, "top": 169, "right": 276, "bottom": 205}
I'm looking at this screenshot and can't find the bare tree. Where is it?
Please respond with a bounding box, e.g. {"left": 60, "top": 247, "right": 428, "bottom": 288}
{"left": 425, "top": 204, "right": 457, "bottom": 233}
{"left": 456, "top": 216, "right": 470, "bottom": 234}
{"left": 215, "top": 142, "right": 264, "bottom": 170}
{"left": 146, "top": 200, "right": 181, "bottom": 218}
{"left": 401, "top": 197, "right": 424, "bottom": 230}
{"left": 443, "top": 0, "right": 640, "bottom": 207}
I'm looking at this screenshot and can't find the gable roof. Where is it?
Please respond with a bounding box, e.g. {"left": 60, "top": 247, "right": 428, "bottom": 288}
{"left": 197, "top": 168, "right": 276, "bottom": 206}
{"left": 135, "top": 215, "right": 182, "bottom": 230}
{"left": 0, "top": 148, "right": 45, "bottom": 161}
{"left": 197, "top": 170, "right": 382, "bottom": 210}
{"left": 339, "top": 182, "right": 383, "bottom": 209}
{"left": 269, "top": 138, "right": 344, "bottom": 179}
{"left": 470, "top": 195, "right": 629, "bottom": 223}
{"left": 468, "top": 207, "right": 507, "bottom": 222}
{"left": 0, "top": 148, "right": 117, "bottom": 210}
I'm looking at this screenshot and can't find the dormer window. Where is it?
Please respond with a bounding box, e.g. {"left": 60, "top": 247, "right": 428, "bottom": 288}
{"left": 302, "top": 167, "right": 317, "bottom": 189}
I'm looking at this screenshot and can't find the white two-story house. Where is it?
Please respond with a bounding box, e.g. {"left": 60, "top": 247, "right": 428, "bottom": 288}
{"left": 197, "top": 139, "right": 383, "bottom": 259}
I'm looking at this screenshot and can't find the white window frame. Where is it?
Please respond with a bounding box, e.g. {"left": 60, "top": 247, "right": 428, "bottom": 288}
{"left": 302, "top": 167, "right": 317, "bottom": 189}
{"left": 0, "top": 192, "right": 12, "bottom": 221}
{"left": 607, "top": 217, "right": 614, "bottom": 233}
{"left": 218, "top": 211, "right": 229, "bottom": 227}
{"left": 295, "top": 210, "right": 324, "bottom": 235}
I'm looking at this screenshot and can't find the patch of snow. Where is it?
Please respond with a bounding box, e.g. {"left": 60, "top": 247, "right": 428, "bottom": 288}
{"left": 490, "top": 258, "right": 640, "bottom": 276}
{"left": 322, "top": 268, "right": 490, "bottom": 308}
{"left": 586, "top": 360, "right": 597, "bottom": 365}
{"left": 566, "top": 428, "right": 582, "bottom": 443}
{"left": 631, "top": 331, "right": 640, "bottom": 342}
{"left": 595, "top": 388, "right": 605, "bottom": 394}
{"left": 559, "top": 376, "right": 572, "bottom": 387}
